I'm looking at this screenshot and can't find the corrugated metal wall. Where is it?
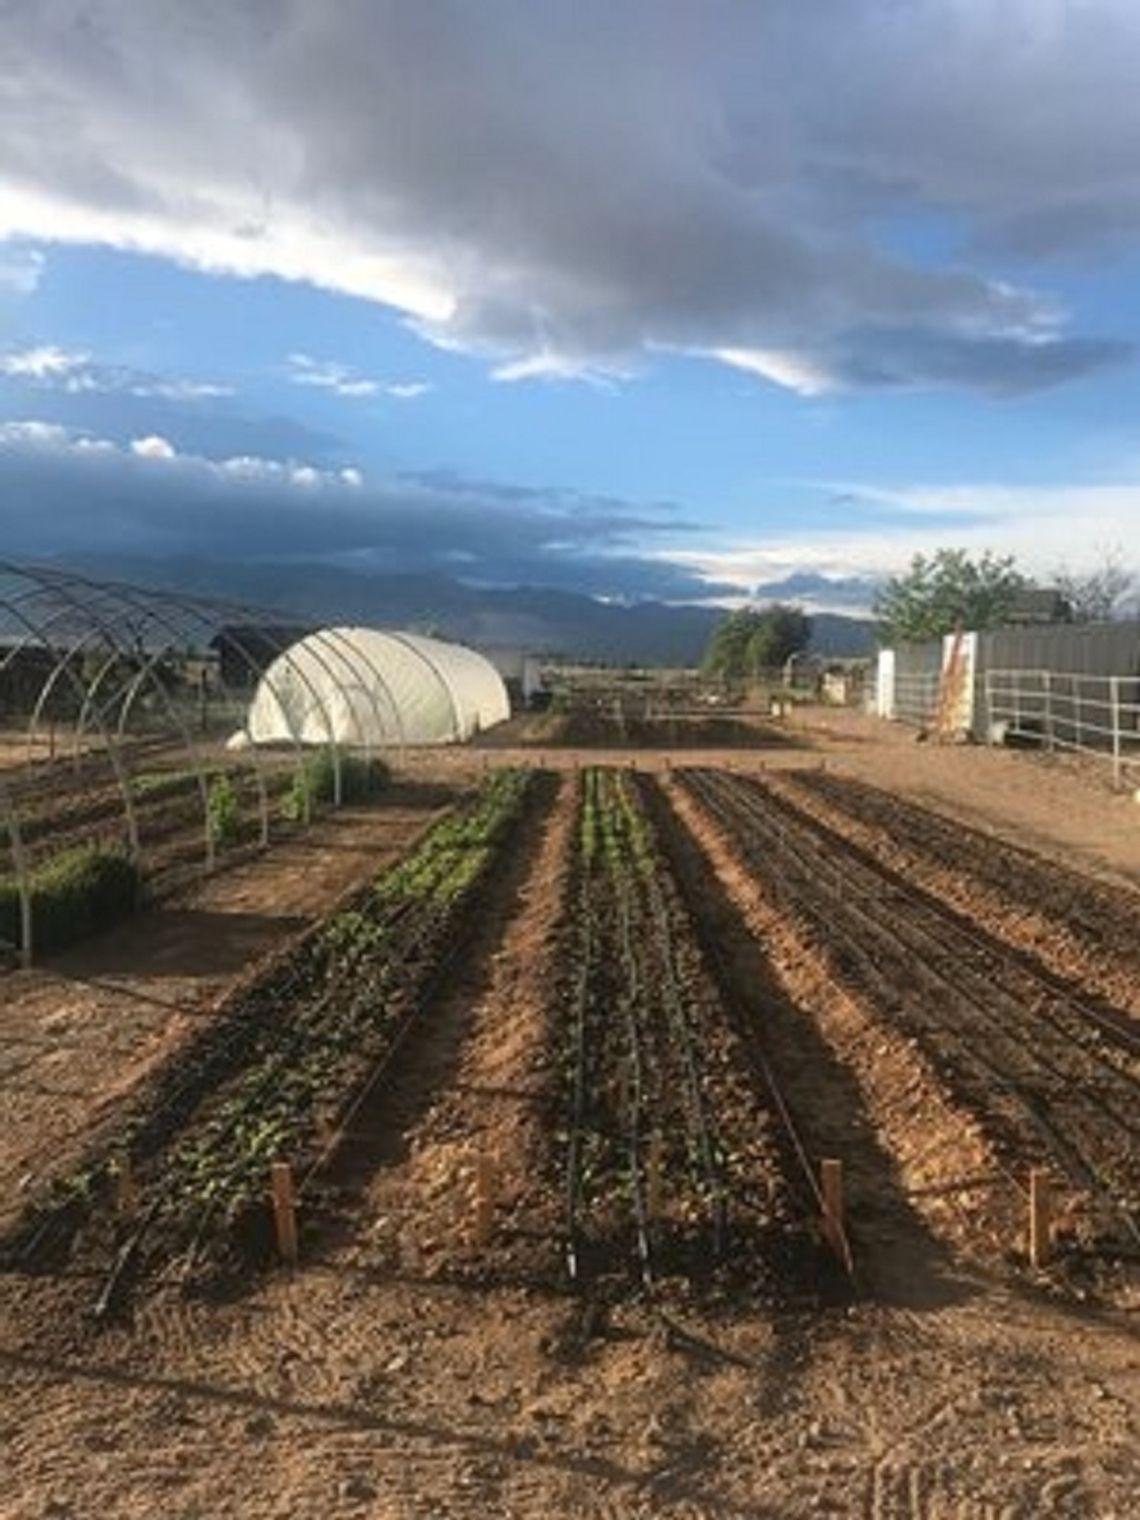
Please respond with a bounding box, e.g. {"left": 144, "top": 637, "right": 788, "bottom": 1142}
{"left": 978, "top": 621, "right": 1140, "bottom": 676}
{"left": 882, "top": 622, "right": 1140, "bottom": 745}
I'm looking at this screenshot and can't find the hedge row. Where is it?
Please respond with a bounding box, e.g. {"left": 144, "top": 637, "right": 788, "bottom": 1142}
{"left": 0, "top": 847, "right": 141, "bottom": 956}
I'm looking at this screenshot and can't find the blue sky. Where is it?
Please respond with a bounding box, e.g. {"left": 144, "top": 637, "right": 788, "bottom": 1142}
{"left": 2, "top": 3, "right": 1139, "bottom": 610}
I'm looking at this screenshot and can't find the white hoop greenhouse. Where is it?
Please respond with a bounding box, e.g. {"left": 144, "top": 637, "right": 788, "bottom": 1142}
{"left": 244, "top": 626, "right": 510, "bottom": 747}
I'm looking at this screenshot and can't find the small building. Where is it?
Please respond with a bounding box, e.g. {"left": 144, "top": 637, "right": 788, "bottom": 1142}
{"left": 478, "top": 647, "right": 544, "bottom": 707}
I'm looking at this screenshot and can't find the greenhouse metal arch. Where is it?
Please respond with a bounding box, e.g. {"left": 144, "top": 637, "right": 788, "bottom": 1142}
{"left": 0, "top": 560, "right": 400, "bottom": 966}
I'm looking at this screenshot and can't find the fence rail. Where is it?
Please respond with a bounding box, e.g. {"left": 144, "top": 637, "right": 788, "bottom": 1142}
{"left": 891, "top": 671, "right": 941, "bottom": 727}
{"left": 982, "top": 668, "right": 1140, "bottom": 787}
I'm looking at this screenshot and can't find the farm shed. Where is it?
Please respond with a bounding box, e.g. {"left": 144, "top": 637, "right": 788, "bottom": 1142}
{"left": 245, "top": 626, "right": 510, "bottom": 748}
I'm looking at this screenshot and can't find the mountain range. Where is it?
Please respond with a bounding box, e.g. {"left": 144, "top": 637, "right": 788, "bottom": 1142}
{"left": 58, "top": 556, "right": 879, "bottom": 665}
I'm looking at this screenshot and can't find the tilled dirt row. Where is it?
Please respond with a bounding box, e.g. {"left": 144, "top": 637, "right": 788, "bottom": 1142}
{"left": 676, "top": 768, "right": 1140, "bottom": 1297}
{"left": 653, "top": 774, "right": 1013, "bottom": 1299}
{"left": 783, "top": 766, "right": 1140, "bottom": 1016}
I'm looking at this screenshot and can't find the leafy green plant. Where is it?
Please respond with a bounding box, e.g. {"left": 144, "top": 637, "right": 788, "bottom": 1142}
{"left": 283, "top": 749, "right": 390, "bottom": 820}
{"left": 207, "top": 773, "right": 241, "bottom": 848}
{"left": 0, "top": 846, "right": 141, "bottom": 954}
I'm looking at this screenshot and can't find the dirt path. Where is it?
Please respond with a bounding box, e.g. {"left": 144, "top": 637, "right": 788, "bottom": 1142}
{"left": 3, "top": 1222, "right": 1136, "bottom": 1516}
{"left": 0, "top": 789, "right": 449, "bottom": 1228}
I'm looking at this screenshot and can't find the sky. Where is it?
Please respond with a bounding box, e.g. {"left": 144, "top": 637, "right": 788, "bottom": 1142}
{"left": 1, "top": 0, "right": 1139, "bottom": 611}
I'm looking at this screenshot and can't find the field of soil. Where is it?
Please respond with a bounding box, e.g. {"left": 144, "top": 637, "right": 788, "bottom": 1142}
{"left": 3, "top": 716, "right": 1139, "bottom": 1518}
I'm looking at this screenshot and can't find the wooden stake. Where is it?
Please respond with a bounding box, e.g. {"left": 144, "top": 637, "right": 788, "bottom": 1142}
{"left": 474, "top": 1153, "right": 496, "bottom": 1246}
{"left": 647, "top": 1133, "right": 665, "bottom": 1217}
{"left": 270, "top": 1161, "right": 299, "bottom": 1265}
{"left": 1029, "top": 1167, "right": 1051, "bottom": 1269}
{"left": 820, "top": 1158, "right": 844, "bottom": 1259}
{"left": 111, "top": 1152, "right": 134, "bottom": 1215}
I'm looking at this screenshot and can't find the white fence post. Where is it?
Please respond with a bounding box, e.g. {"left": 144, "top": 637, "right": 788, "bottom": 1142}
{"left": 1110, "top": 676, "right": 1122, "bottom": 789}
{"left": 1043, "top": 670, "right": 1053, "bottom": 751}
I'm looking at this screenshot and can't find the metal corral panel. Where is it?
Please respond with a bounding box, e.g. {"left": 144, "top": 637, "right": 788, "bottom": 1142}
{"left": 888, "top": 638, "right": 943, "bottom": 725}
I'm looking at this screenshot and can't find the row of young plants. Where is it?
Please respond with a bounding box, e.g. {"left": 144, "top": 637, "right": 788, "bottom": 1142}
{"left": 561, "top": 768, "right": 811, "bottom": 1299}
{"left": 563, "top": 767, "right": 730, "bottom": 1289}
{"left": 4, "top": 767, "right": 539, "bottom": 1294}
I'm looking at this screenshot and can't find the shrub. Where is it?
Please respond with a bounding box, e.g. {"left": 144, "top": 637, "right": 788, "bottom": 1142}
{"left": 283, "top": 750, "right": 390, "bottom": 821}
{"left": 0, "top": 847, "right": 141, "bottom": 956}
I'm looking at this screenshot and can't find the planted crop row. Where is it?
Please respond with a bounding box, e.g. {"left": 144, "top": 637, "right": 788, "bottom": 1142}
{"left": 560, "top": 767, "right": 797, "bottom": 1295}
{"left": 5, "top": 767, "right": 540, "bottom": 1295}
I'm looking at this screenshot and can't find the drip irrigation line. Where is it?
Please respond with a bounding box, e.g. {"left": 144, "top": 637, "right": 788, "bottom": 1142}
{"left": 687, "top": 769, "right": 1140, "bottom": 1254}
{"left": 782, "top": 774, "right": 1140, "bottom": 1067}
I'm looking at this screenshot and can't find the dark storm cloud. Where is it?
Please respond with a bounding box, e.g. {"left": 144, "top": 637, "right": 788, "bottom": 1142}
{"left": 0, "top": 423, "right": 720, "bottom": 600}
{"left": 0, "top": 2, "right": 1134, "bottom": 394}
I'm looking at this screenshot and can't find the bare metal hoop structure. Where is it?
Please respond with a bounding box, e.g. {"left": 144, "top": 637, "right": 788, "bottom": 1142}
{"left": 0, "top": 561, "right": 399, "bottom": 967}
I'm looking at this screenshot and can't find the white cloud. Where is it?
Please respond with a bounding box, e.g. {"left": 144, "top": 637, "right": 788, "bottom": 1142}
{"left": 711, "top": 348, "right": 837, "bottom": 398}
{"left": 130, "top": 433, "right": 175, "bottom": 459}
{"left": 0, "top": 344, "right": 90, "bottom": 380}
{"left": 0, "top": 343, "right": 233, "bottom": 402}
{"left": 286, "top": 353, "right": 432, "bottom": 400}
{"left": 130, "top": 377, "right": 233, "bottom": 400}
{"left": 286, "top": 353, "right": 380, "bottom": 398}
{"left": 0, "top": 3, "right": 1132, "bottom": 393}
{"left": 670, "top": 481, "right": 1140, "bottom": 589}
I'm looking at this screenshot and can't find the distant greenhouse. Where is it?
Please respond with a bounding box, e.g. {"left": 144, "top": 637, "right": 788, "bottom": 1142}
{"left": 243, "top": 626, "right": 510, "bottom": 748}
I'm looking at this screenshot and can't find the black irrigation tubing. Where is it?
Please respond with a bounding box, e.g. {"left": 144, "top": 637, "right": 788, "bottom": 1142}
{"left": 637, "top": 776, "right": 849, "bottom": 1260}
{"left": 782, "top": 776, "right": 1140, "bottom": 1067}
{"left": 629, "top": 791, "right": 727, "bottom": 1257}
{"left": 796, "top": 771, "right": 1140, "bottom": 985}
{"left": 563, "top": 876, "right": 595, "bottom": 1285}
{"left": 612, "top": 827, "right": 655, "bottom": 1292}
{"left": 739, "top": 777, "right": 1140, "bottom": 1139}
{"left": 681, "top": 767, "right": 1032, "bottom": 1214}
{"left": 170, "top": 903, "right": 451, "bottom": 1282}
{"left": 687, "top": 770, "right": 1140, "bottom": 1254}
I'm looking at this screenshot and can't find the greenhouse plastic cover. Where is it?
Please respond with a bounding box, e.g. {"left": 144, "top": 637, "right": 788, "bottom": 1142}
{"left": 245, "top": 626, "right": 510, "bottom": 747}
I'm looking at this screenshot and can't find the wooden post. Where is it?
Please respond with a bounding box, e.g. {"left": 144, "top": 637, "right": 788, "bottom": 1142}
{"left": 270, "top": 1161, "right": 299, "bottom": 1265}
{"left": 474, "top": 1153, "right": 496, "bottom": 1246}
{"left": 820, "top": 1158, "right": 844, "bottom": 1259}
{"left": 647, "top": 1133, "right": 665, "bottom": 1217}
{"left": 111, "top": 1152, "right": 134, "bottom": 1215}
{"left": 1028, "top": 1167, "right": 1051, "bottom": 1268}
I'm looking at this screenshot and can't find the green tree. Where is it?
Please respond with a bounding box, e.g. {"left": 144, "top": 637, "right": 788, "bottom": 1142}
{"left": 702, "top": 604, "right": 811, "bottom": 679}
{"left": 874, "top": 549, "right": 1028, "bottom": 643}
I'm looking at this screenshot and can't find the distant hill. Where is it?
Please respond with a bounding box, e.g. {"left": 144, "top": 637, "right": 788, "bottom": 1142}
{"left": 59, "top": 555, "right": 878, "bottom": 664}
